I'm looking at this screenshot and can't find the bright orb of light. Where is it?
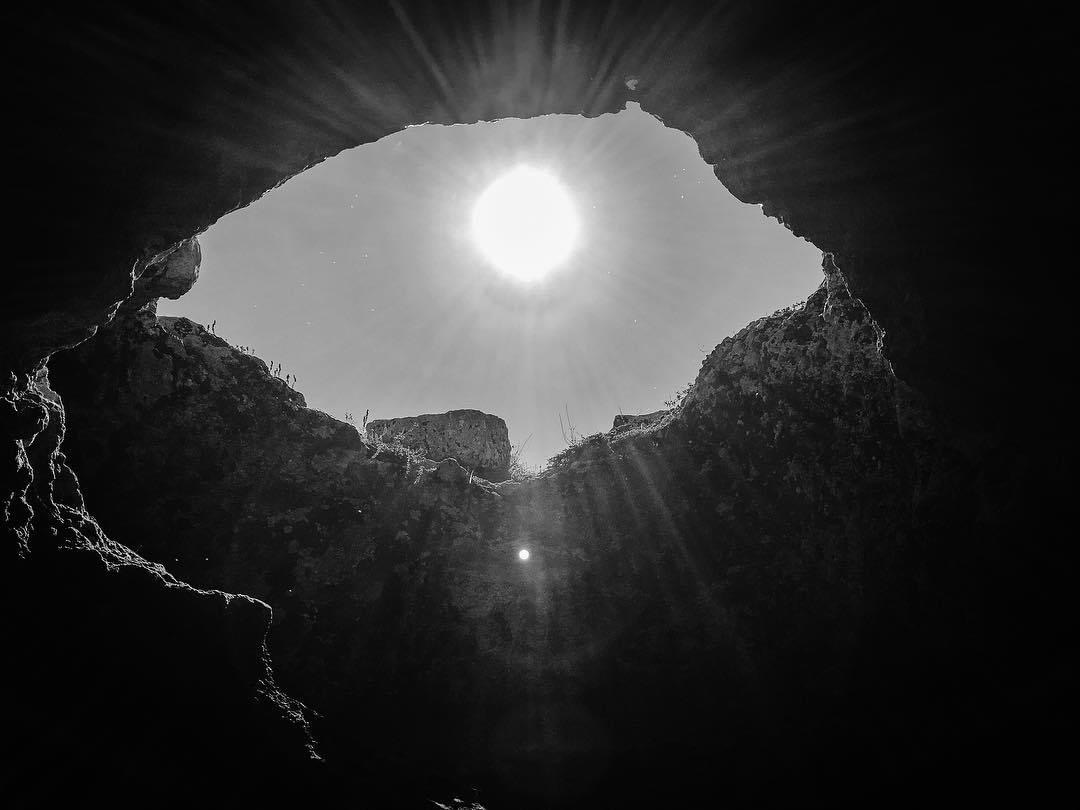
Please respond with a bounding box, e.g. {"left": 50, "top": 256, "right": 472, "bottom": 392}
{"left": 472, "top": 166, "right": 579, "bottom": 282}
{"left": 518, "top": 549, "right": 530, "bottom": 561}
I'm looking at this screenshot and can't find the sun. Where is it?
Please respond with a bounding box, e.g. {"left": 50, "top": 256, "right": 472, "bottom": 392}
{"left": 471, "top": 165, "right": 579, "bottom": 282}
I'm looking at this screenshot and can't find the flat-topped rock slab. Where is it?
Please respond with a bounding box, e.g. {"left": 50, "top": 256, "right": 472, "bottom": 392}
{"left": 366, "top": 409, "right": 511, "bottom": 481}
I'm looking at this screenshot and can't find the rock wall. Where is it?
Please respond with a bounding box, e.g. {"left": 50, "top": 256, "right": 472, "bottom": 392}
{"left": 367, "top": 410, "right": 512, "bottom": 481}
{"left": 8, "top": 3, "right": 1069, "bottom": 432}
{"left": 51, "top": 255, "right": 952, "bottom": 806}
{"left": 1, "top": 368, "right": 322, "bottom": 808}
{"left": 611, "top": 410, "right": 667, "bottom": 432}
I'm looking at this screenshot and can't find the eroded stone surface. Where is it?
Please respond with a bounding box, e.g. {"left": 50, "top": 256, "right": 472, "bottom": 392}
{"left": 50, "top": 254, "right": 940, "bottom": 806}
{"left": 1, "top": 367, "right": 322, "bottom": 807}
{"left": 125, "top": 237, "right": 202, "bottom": 318}
{"left": 367, "top": 410, "right": 511, "bottom": 481}
{"left": 612, "top": 410, "right": 668, "bottom": 432}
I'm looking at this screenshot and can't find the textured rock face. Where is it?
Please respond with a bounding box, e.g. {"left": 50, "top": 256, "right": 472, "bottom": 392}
{"left": 52, "top": 254, "right": 942, "bottom": 806}
{"left": 611, "top": 410, "right": 667, "bottom": 432}
{"left": 2, "top": 233, "right": 329, "bottom": 806}
{"left": 367, "top": 410, "right": 511, "bottom": 481}
{"left": 123, "top": 237, "right": 202, "bottom": 318}
{"left": 1, "top": 369, "right": 322, "bottom": 808}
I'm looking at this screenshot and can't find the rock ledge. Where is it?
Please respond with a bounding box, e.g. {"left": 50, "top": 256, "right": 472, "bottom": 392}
{"left": 366, "top": 409, "right": 511, "bottom": 481}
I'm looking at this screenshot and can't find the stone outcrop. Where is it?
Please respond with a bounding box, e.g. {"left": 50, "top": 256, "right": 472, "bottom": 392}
{"left": 2, "top": 234, "right": 331, "bottom": 806}
{"left": 1, "top": 368, "right": 322, "bottom": 808}
{"left": 122, "top": 237, "right": 202, "bottom": 319}
{"left": 51, "top": 254, "right": 942, "bottom": 806}
{"left": 611, "top": 410, "right": 668, "bottom": 432}
{"left": 367, "top": 410, "right": 511, "bottom": 481}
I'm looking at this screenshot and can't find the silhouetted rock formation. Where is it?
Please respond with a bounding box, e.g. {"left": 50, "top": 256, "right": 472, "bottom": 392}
{"left": 367, "top": 410, "right": 512, "bottom": 481}
{"left": 52, "top": 254, "right": 942, "bottom": 806}
{"left": 122, "top": 237, "right": 202, "bottom": 318}
{"left": 6, "top": 3, "right": 1072, "bottom": 807}
{"left": 2, "top": 368, "right": 321, "bottom": 808}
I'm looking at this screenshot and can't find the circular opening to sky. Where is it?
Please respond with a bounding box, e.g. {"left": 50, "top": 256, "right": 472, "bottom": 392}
{"left": 472, "top": 165, "right": 579, "bottom": 282}
{"left": 160, "top": 103, "right": 823, "bottom": 471}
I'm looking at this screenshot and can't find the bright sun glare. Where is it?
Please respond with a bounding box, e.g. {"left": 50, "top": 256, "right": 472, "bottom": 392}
{"left": 472, "top": 165, "right": 579, "bottom": 282}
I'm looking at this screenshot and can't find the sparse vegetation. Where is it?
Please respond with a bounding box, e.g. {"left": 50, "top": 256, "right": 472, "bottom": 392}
{"left": 549, "top": 404, "right": 591, "bottom": 468}
{"left": 665, "top": 382, "right": 693, "bottom": 409}
{"left": 548, "top": 430, "right": 608, "bottom": 469}
{"left": 368, "top": 428, "right": 428, "bottom": 471}
{"left": 508, "top": 434, "right": 536, "bottom": 481}
{"left": 770, "top": 297, "right": 808, "bottom": 319}
{"left": 558, "top": 403, "right": 583, "bottom": 446}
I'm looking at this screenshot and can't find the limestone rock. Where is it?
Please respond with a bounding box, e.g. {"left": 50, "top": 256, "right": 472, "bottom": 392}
{"left": 434, "top": 456, "right": 471, "bottom": 485}
{"left": 366, "top": 409, "right": 511, "bottom": 481}
{"left": 140, "top": 238, "right": 202, "bottom": 303}
{"left": 2, "top": 363, "right": 322, "bottom": 808}
{"left": 123, "top": 237, "right": 202, "bottom": 321}
{"left": 612, "top": 409, "right": 668, "bottom": 432}
{"left": 49, "top": 253, "right": 937, "bottom": 806}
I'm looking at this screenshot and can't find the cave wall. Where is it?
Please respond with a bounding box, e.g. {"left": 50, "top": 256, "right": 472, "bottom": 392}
{"left": 6, "top": 1, "right": 1073, "bottom": 806}
{"left": 48, "top": 257, "right": 975, "bottom": 805}
{"left": 9, "top": 1, "right": 1069, "bottom": 421}
{"left": 1, "top": 369, "right": 324, "bottom": 807}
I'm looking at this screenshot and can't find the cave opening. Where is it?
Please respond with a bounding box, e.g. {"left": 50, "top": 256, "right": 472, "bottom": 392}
{"left": 156, "top": 102, "right": 822, "bottom": 472}
{"left": 43, "top": 101, "right": 842, "bottom": 807}
{"left": 9, "top": 4, "right": 1071, "bottom": 808}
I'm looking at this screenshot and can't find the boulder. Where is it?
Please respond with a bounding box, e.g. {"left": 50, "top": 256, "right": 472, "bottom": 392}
{"left": 612, "top": 409, "right": 668, "bottom": 432}
{"left": 124, "top": 237, "right": 202, "bottom": 320}
{"left": 366, "top": 409, "right": 511, "bottom": 481}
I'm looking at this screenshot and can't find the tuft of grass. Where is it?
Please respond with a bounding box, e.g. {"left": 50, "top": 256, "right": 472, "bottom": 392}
{"left": 547, "top": 431, "right": 608, "bottom": 470}
{"left": 558, "top": 403, "right": 583, "bottom": 447}
{"left": 770, "top": 297, "right": 808, "bottom": 319}
{"left": 665, "top": 382, "right": 693, "bottom": 409}
{"left": 507, "top": 434, "right": 537, "bottom": 481}
{"left": 368, "top": 428, "right": 428, "bottom": 471}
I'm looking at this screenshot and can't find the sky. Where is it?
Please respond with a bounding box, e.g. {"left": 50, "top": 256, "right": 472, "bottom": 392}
{"left": 160, "top": 103, "right": 822, "bottom": 470}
